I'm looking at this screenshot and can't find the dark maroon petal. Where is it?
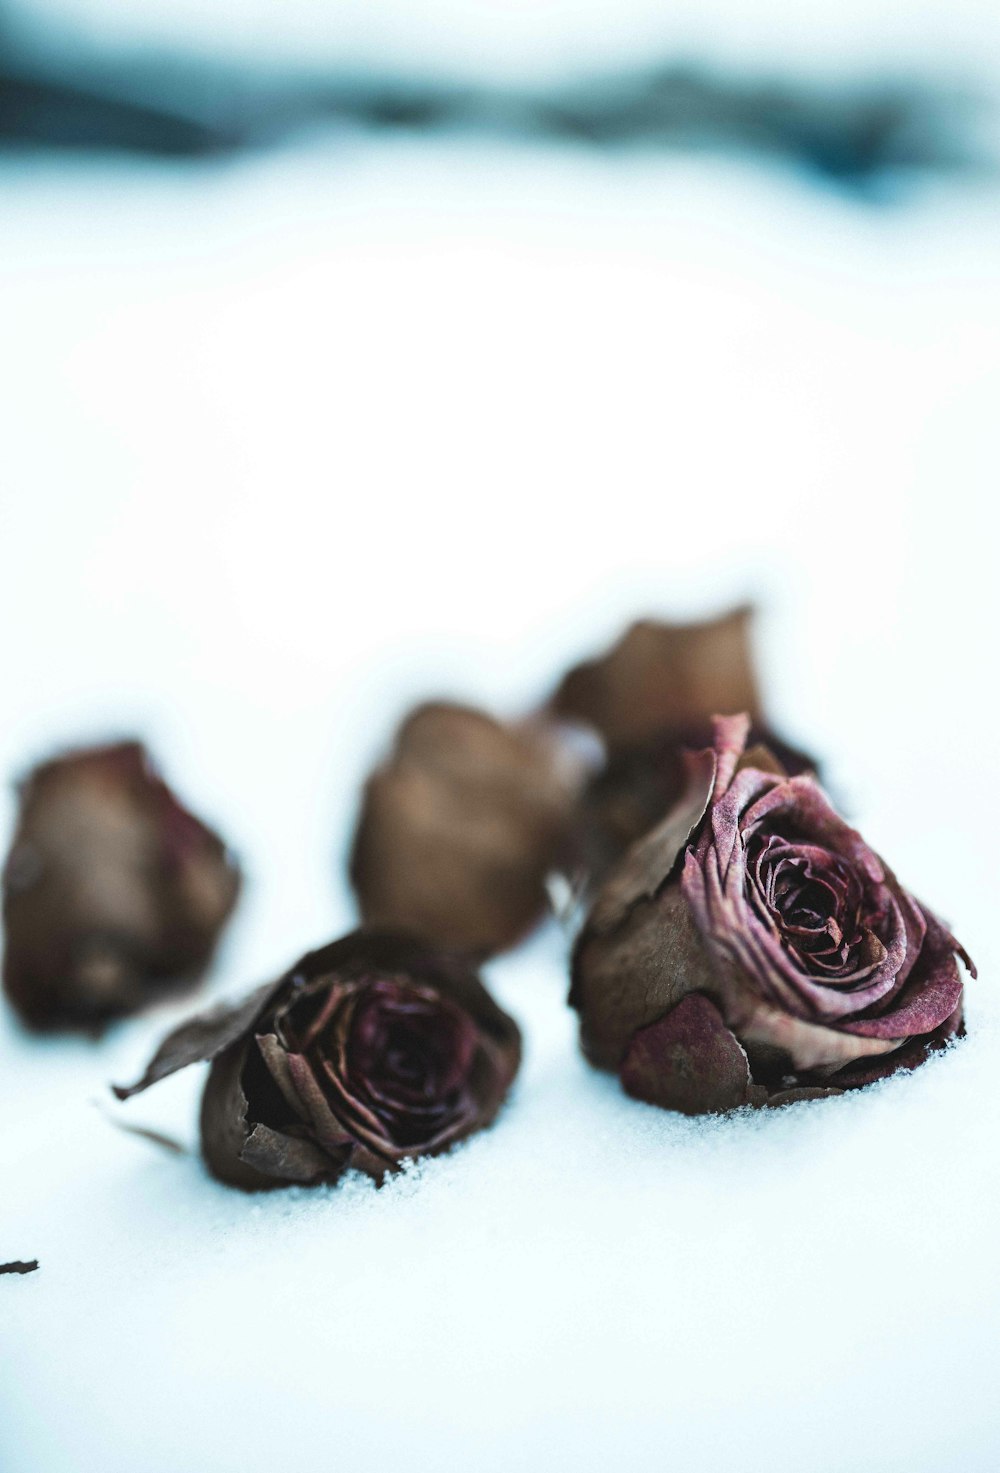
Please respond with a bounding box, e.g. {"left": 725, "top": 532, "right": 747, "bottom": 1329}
{"left": 620, "top": 994, "right": 753, "bottom": 1115}
{"left": 841, "top": 906, "right": 969, "bottom": 1040}
{"left": 291, "top": 931, "right": 523, "bottom": 1072}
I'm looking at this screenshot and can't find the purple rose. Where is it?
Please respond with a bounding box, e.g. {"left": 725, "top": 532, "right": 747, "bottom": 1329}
{"left": 115, "top": 930, "right": 521, "bottom": 1189}
{"left": 571, "top": 715, "right": 974, "bottom": 1111}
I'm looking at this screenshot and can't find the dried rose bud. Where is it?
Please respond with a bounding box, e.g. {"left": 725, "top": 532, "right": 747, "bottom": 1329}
{"left": 571, "top": 715, "right": 974, "bottom": 1112}
{"left": 350, "top": 703, "right": 581, "bottom": 956}
{"left": 2, "top": 741, "right": 240, "bottom": 1031}
{"left": 552, "top": 606, "right": 763, "bottom": 750}
{"left": 115, "top": 930, "right": 521, "bottom": 1190}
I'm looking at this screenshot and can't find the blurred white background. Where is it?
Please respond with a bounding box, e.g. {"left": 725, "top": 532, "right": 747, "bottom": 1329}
{"left": 1, "top": 3, "right": 999, "bottom": 1471}
{"left": 7, "top": 0, "right": 1000, "bottom": 81}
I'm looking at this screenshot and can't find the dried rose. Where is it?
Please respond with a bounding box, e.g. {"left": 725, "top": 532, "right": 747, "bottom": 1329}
{"left": 571, "top": 715, "right": 974, "bottom": 1111}
{"left": 350, "top": 702, "right": 581, "bottom": 956}
{"left": 551, "top": 608, "right": 818, "bottom": 880}
{"left": 552, "top": 606, "right": 764, "bottom": 750}
{"left": 114, "top": 930, "right": 521, "bottom": 1189}
{"left": 2, "top": 741, "right": 240, "bottom": 1031}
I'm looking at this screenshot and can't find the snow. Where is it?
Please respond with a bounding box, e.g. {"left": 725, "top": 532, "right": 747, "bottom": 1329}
{"left": 1, "top": 126, "right": 999, "bottom": 1472}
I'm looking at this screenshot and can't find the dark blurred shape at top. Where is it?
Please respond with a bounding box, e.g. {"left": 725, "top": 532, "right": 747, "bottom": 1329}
{"left": 0, "top": 14, "right": 979, "bottom": 193}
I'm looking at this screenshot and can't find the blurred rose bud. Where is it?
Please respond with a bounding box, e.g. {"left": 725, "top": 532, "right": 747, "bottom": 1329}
{"left": 115, "top": 930, "right": 521, "bottom": 1190}
{"left": 350, "top": 703, "right": 582, "bottom": 956}
{"left": 2, "top": 741, "right": 240, "bottom": 1032}
{"left": 551, "top": 607, "right": 818, "bottom": 877}
{"left": 571, "top": 715, "right": 973, "bottom": 1112}
{"left": 553, "top": 605, "right": 763, "bottom": 748}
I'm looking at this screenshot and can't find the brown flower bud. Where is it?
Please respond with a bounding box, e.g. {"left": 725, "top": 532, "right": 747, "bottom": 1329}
{"left": 552, "top": 606, "right": 762, "bottom": 750}
{"left": 3, "top": 741, "right": 240, "bottom": 1031}
{"left": 551, "top": 608, "right": 818, "bottom": 881}
{"left": 114, "top": 930, "right": 521, "bottom": 1190}
{"left": 350, "top": 703, "right": 581, "bottom": 956}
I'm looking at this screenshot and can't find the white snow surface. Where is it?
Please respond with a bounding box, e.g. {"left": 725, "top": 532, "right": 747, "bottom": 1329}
{"left": 1, "top": 133, "right": 999, "bottom": 1473}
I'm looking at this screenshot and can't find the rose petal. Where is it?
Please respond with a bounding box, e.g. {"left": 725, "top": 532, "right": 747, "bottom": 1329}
{"left": 620, "top": 993, "right": 753, "bottom": 1115}
{"left": 710, "top": 713, "right": 753, "bottom": 801}
{"left": 586, "top": 746, "right": 716, "bottom": 936}
{"left": 571, "top": 884, "right": 718, "bottom": 1069}
{"left": 842, "top": 906, "right": 968, "bottom": 1039}
{"left": 733, "top": 995, "right": 903, "bottom": 1075}
{"left": 765, "top": 1086, "right": 843, "bottom": 1106}
{"left": 239, "top": 1124, "right": 337, "bottom": 1185}
{"left": 284, "top": 1052, "right": 360, "bottom": 1160}
{"left": 112, "top": 977, "right": 285, "bottom": 1100}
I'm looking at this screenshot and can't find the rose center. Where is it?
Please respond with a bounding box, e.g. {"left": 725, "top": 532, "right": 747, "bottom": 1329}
{"left": 772, "top": 872, "right": 835, "bottom": 929}
{"left": 333, "top": 979, "right": 481, "bottom": 1147}
{"left": 748, "top": 832, "right": 876, "bottom": 980}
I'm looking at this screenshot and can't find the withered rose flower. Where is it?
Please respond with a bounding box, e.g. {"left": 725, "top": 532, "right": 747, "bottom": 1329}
{"left": 350, "top": 702, "right": 581, "bottom": 956}
{"left": 571, "top": 715, "right": 974, "bottom": 1112}
{"left": 553, "top": 606, "right": 764, "bottom": 749}
{"left": 551, "top": 607, "right": 818, "bottom": 877}
{"left": 115, "top": 930, "right": 521, "bottom": 1189}
{"left": 2, "top": 741, "right": 240, "bottom": 1031}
